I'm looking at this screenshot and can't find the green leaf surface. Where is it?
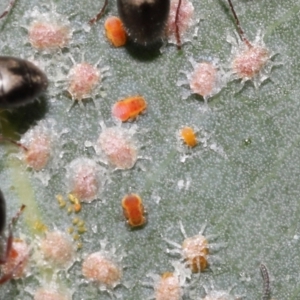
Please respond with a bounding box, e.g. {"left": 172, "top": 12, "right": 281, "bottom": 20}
{"left": 0, "top": 0, "right": 299, "bottom": 299}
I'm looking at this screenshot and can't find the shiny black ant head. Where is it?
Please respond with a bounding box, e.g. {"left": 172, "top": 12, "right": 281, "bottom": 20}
{"left": 0, "top": 189, "right": 6, "bottom": 235}
{"left": 117, "top": 0, "right": 170, "bottom": 45}
{"left": 0, "top": 57, "right": 48, "bottom": 109}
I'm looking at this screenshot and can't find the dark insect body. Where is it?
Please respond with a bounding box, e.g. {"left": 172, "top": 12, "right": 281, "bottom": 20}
{"left": 90, "top": 0, "right": 182, "bottom": 48}
{"left": 0, "top": 189, "right": 25, "bottom": 284}
{"left": 260, "top": 263, "right": 271, "bottom": 300}
{"left": 117, "top": 0, "right": 170, "bottom": 45}
{"left": 0, "top": 57, "right": 48, "bottom": 108}
{"left": 0, "top": 191, "right": 5, "bottom": 236}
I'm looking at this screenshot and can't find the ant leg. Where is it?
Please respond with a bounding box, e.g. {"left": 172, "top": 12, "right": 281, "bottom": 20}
{"left": 0, "top": 268, "right": 17, "bottom": 284}
{"left": 0, "top": 205, "right": 25, "bottom": 264}
{"left": 226, "top": 0, "right": 252, "bottom": 48}
{"left": 0, "top": 246, "right": 25, "bottom": 285}
{"left": 89, "top": 0, "right": 108, "bottom": 25}
{"left": 175, "top": 0, "right": 182, "bottom": 50}
{"left": 0, "top": 205, "right": 25, "bottom": 284}
{"left": 0, "top": 135, "right": 28, "bottom": 152}
{"left": 0, "top": 0, "right": 16, "bottom": 20}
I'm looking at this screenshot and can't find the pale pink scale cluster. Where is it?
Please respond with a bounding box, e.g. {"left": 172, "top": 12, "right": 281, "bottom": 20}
{"left": 95, "top": 126, "right": 138, "bottom": 170}
{"left": 147, "top": 261, "right": 191, "bottom": 300}
{"left": 155, "top": 272, "right": 182, "bottom": 300}
{"left": 232, "top": 45, "right": 270, "bottom": 81}
{"left": 24, "top": 135, "right": 51, "bottom": 171}
{"left": 67, "top": 63, "right": 101, "bottom": 101}
{"left": 29, "top": 22, "right": 71, "bottom": 50}
{"left": 180, "top": 58, "right": 226, "bottom": 102}
{"left": 28, "top": 8, "right": 72, "bottom": 51}
{"left": 189, "top": 62, "right": 218, "bottom": 99}
{"left": 82, "top": 252, "right": 122, "bottom": 288}
{"left": 81, "top": 239, "right": 124, "bottom": 295}
{"left": 39, "top": 231, "right": 75, "bottom": 269}
{"left": 20, "top": 120, "right": 57, "bottom": 171}
{"left": 66, "top": 157, "right": 104, "bottom": 203}
{"left": 34, "top": 288, "right": 70, "bottom": 300}
{"left": 227, "top": 32, "right": 274, "bottom": 88}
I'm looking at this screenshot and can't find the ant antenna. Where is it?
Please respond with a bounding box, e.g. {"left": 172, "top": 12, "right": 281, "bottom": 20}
{"left": 0, "top": 0, "right": 16, "bottom": 20}
{"left": 89, "top": 0, "right": 109, "bottom": 25}
{"left": 0, "top": 135, "right": 28, "bottom": 152}
{"left": 174, "top": 0, "right": 182, "bottom": 50}
{"left": 226, "top": 0, "right": 252, "bottom": 48}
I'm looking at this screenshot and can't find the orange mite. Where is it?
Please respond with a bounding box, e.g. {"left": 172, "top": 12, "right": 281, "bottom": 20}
{"left": 112, "top": 95, "right": 147, "bottom": 122}
{"left": 121, "top": 194, "right": 146, "bottom": 228}
{"left": 180, "top": 126, "right": 197, "bottom": 147}
{"left": 104, "top": 16, "right": 127, "bottom": 47}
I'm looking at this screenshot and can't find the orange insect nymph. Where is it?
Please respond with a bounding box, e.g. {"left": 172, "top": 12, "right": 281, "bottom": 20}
{"left": 121, "top": 194, "right": 146, "bottom": 228}
{"left": 104, "top": 16, "right": 127, "bottom": 47}
{"left": 180, "top": 126, "right": 197, "bottom": 147}
{"left": 112, "top": 96, "right": 147, "bottom": 122}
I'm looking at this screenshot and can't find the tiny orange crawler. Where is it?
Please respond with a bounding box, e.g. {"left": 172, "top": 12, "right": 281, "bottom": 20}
{"left": 112, "top": 95, "right": 147, "bottom": 122}
{"left": 180, "top": 126, "right": 197, "bottom": 147}
{"left": 104, "top": 16, "right": 127, "bottom": 47}
{"left": 121, "top": 194, "right": 146, "bottom": 228}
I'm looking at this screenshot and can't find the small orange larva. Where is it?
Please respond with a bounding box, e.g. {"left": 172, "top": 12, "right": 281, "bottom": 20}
{"left": 180, "top": 126, "right": 197, "bottom": 147}
{"left": 121, "top": 194, "right": 146, "bottom": 228}
{"left": 104, "top": 16, "right": 127, "bottom": 47}
{"left": 112, "top": 96, "right": 147, "bottom": 122}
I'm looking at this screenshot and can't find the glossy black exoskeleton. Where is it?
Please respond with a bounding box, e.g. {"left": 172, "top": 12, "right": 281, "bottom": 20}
{"left": 0, "top": 190, "right": 6, "bottom": 236}
{"left": 89, "top": 0, "right": 183, "bottom": 47}
{"left": 0, "top": 189, "right": 25, "bottom": 284}
{"left": 0, "top": 57, "right": 48, "bottom": 108}
{"left": 117, "top": 0, "right": 170, "bottom": 45}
